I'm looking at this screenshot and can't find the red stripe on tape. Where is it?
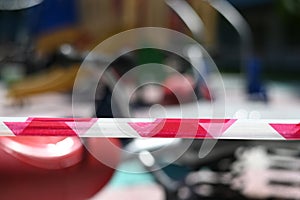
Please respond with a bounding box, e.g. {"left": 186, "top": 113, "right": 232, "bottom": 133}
{"left": 269, "top": 123, "right": 300, "bottom": 140}
{"left": 129, "top": 119, "right": 236, "bottom": 138}
{"left": 4, "top": 118, "right": 97, "bottom": 136}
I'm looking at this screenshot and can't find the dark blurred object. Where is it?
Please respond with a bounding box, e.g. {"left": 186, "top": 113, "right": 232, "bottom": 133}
{"left": 0, "top": 4, "right": 41, "bottom": 83}
{"left": 95, "top": 54, "right": 135, "bottom": 118}
{"left": 167, "top": 0, "right": 268, "bottom": 101}
{"left": 138, "top": 141, "right": 300, "bottom": 200}
{"left": 277, "top": 0, "right": 300, "bottom": 18}
{"left": 5, "top": 32, "right": 93, "bottom": 101}
{"left": 216, "top": 0, "right": 300, "bottom": 79}
{"left": 0, "top": 0, "right": 79, "bottom": 77}
{"left": 228, "top": 0, "right": 272, "bottom": 8}
{"left": 94, "top": 48, "right": 210, "bottom": 118}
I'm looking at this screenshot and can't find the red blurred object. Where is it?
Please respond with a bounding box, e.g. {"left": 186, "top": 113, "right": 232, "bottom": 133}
{"left": 0, "top": 136, "right": 120, "bottom": 200}
{"left": 0, "top": 136, "right": 83, "bottom": 169}
{"left": 163, "top": 74, "right": 196, "bottom": 105}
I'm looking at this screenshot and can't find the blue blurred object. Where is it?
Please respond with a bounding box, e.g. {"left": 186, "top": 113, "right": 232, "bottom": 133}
{"left": 246, "top": 56, "right": 268, "bottom": 102}
{"left": 0, "top": 0, "right": 78, "bottom": 43}
{"left": 34, "top": 0, "right": 78, "bottom": 35}
{"left": 228, "top": 0, "right": 272, "bottom": 8}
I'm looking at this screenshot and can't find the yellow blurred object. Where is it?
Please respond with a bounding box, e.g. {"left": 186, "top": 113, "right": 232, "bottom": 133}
{"left": 36, "top": 28, "right": 82, "bottom": 55}
{"left": 7, "top": 65, "right": 80, "bottom": 100}
{"left": 190, "top": 0, "right": 218, "bottom": 50}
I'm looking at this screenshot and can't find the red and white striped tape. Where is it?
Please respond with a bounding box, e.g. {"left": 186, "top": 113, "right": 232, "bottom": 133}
{"left": 0, "top": 117, "right": 299, "bottom": 140}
